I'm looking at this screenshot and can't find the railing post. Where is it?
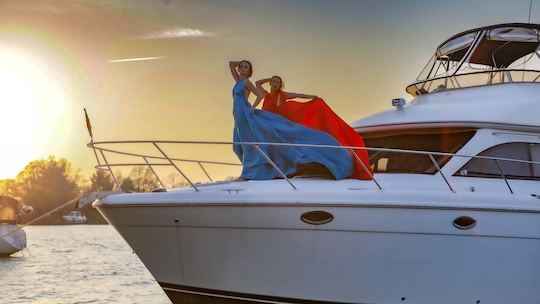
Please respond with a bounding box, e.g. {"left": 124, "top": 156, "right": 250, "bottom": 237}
{"left": 143, "top": 156, "right": 166, "bottom": 189}
{"left": 152, "top": 142, "right": 199, "bottom": 192}
{"left": 99, "top": 150, "right": 123, "bottom": 192}
{"left": 198, "top": 162, "right": 213, "bottom": 182}
{"left": 493, "top": 159, "right": 514, "bottom": 194}
{"left": 349, "top": 149, "right": 382, "bottom": 190}
{"left": 450, "top": 76, "right": 461, "bottom": 88}
{"left": 90, "top": 141, "right": 102, "bottom": 167}
{"left": 505, "top": 70, "right": 513, "bottom": 83}
{"left": 253, "top": 145, "right": 297, "bottom": 190}
{"left": 428, "top": 154, "right": 455, "bottom": 193}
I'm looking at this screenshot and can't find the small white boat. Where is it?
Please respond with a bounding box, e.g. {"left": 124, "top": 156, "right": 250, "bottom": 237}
{"left": 0, "top": 196, "right": 30, "bottom": 257}
{"left": 62, "top": 211, "right": 87, "bottom": 224}
{"left": 0, "top": 226, "right": 26, "bottom": 257}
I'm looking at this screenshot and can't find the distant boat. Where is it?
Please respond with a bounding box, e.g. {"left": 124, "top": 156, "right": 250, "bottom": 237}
{"left": 62, "top": 211, "right": 87, "bottom": 224}
{"left": 0, "top": 196, "right": 32, "bottom": 256}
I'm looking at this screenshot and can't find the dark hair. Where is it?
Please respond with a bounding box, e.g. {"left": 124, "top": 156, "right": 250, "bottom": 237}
{"left": 272, "top": 75, "right": 284, "bottom": 90}
{"left": 240, "top": 60, "right": 253, "bottom": 77}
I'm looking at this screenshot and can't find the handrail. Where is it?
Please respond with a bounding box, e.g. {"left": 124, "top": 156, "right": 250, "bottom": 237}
{"left": 92, "top": 145, "right": 241, "bottom": 166}
{"left": 88, "top": 140, "right": 540, "bottom": 194}
{"left": 152, "top": 142, "right": 199, "bottom": 192}
{"left": 494, "top": 159, "right": 514, "bottom": 194}
{"left": 254, "top": 145, "right": 297, "bottom": 190}
{"left": 99, "top": 149, "right": 122, "bottom": 192}
{"left": 143, "top": 156, "right": 166, "bottom": 189}
{"left": 428, "top": 153, "right": 455, "bottom": 193}
{"left": 407, "top": 68, "right": 540, "bottom": 96}
{"left": 88, "top": 140, "right": 540, "bottom": 166}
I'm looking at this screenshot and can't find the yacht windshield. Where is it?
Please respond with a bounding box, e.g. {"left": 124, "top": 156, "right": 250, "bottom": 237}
{"left": 361, "top": 128, "right": 476, "bottom": 174}
{"left": 408, "top": 24, "right": 540, "bottom": 96}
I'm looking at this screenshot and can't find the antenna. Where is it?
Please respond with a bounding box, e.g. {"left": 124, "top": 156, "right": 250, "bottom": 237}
{"left": 529, "top": 0, "right": 533, "bottom": 23}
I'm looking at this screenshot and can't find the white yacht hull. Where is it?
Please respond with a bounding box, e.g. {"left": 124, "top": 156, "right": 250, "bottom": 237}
{"left": 0, "top": 225, "right": 26, "bottom": 256}
{"left": 95, "top": 195, "right": 540, "bottom": 304}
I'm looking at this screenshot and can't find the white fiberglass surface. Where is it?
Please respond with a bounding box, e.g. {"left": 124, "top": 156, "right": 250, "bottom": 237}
{"left": 102, "top": 205, "right": 540, "bottom": 303}
{"left": 353, "top": 83, "right": 540, "bottom": 130}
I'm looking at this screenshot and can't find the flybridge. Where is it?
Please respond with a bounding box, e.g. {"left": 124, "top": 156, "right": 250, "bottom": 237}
{"left": 407, "top": 23, "right": 540, "bottom": 96}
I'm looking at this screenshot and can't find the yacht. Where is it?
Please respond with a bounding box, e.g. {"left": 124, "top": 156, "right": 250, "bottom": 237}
{"left": 0, "top": 196, "right": 31, "bottom": 256}
{"left": 91, "top": 23, "right": 540, "bottom": 303}
{"left": 62, "top": 210, "right": 87, "bottom": 224}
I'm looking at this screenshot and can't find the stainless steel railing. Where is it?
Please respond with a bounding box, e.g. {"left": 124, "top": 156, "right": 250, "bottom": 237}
{"left": 406, "top": 69, "right": 540, "bottom": 96}
{"left": 87, "top": 140, "right": 540, "bottom": 194}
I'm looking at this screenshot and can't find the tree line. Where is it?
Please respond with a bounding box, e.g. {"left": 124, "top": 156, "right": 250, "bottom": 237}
{"left": 0, "top": 156, "right": 188, "bottom": 224}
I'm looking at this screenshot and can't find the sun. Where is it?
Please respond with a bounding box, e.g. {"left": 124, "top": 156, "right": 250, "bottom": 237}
{"left": 0, "top": 48, "right": 67, "bottom": 179}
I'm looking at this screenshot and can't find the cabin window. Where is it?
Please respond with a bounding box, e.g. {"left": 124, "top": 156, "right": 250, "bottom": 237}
{"left": 456, "top": 142, "right": 540, "bottom": 179}
{"left": 531, "top": 144, "right": 540, "bottom": 177}
{"left": 361, "top": 128, "right": 476, "bottom": 174}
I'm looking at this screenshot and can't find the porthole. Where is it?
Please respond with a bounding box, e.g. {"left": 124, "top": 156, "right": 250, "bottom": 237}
{"left": 453, "top": 216, "right": 476, "bottom": 230}
{"left": 300, "top": 211, "right": 334, "bottom": 225}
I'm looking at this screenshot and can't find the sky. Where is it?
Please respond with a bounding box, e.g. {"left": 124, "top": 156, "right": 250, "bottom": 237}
{"left": 0, "top": 0, "right": 537, "bottom": 181}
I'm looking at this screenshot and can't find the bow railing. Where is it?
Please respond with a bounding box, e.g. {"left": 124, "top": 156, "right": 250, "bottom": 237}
{"left": 87, "top": 140, "right": 540, "bottom": 194}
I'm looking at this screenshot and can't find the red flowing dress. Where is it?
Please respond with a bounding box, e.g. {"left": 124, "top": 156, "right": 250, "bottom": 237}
{"left": 262, "top": 91, "right": 372, "bottom": 180}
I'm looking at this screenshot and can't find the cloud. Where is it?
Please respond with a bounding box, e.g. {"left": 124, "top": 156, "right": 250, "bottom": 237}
{"left": 137, "top": 27, "right": 215, "bottom": 40}
{"left": 108, "top": 56, "right": 166, "bottom": 63}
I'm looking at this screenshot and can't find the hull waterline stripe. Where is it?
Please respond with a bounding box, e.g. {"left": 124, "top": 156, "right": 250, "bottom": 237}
{"left": 159, "top": 282, "right": 367, "bottom": 304}
{"left": 162, "top": 286, "right": 290, "bottom": 304}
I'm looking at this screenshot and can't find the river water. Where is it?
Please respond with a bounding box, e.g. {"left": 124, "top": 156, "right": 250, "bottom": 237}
{"left": 0, "top": 225, "right": 170, "bottom": 304}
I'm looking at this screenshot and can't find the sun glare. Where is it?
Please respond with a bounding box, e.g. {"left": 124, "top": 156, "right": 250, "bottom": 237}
{"left": 0, "top": 48, "right": 67, "bottom": 179}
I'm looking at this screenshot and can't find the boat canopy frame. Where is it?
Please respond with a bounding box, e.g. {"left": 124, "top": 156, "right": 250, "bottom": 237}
{"left": 407, "top": 23, "right": 540, "bottom": 96}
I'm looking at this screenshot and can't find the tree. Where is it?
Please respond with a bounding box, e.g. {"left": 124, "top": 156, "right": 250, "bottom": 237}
{"left": 15, "top": 156, "right": 81, "bottom": 223}
{"left": 120, "top": 177, "right": 136, "bottom": 192}
{"left": 165, "top": 173, "right": 188, "bottom": 188}
{"left": 89, "top": 169, "right": 115, "bottom": 191}
{"left": 128, "top": 166, "right": 158, "bottom": 192}
{"left": 0, "top": 178, "right": 18, "bottom": 197}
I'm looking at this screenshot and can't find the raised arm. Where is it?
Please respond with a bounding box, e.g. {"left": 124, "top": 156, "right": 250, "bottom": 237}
{"left": 244, "top": 79, "right": 265, "bottom": 108}
{"left": 284, "top": 92, "right": 318, "bottom": 100}
{"left": 255, "top": 78, "right": 271, "bottom": 96}
{"left": 229, "top": 61, "right": 241, "bottom": 81}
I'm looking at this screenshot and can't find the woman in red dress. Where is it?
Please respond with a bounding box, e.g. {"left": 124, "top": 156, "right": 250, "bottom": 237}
{"left": 255, "top": 76, "right": 372, "bottom": 180}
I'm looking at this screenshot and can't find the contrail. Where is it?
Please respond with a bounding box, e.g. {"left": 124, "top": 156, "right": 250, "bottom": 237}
{"left": 108, "top": 56, "right": 165, "bottom": 63}
{"left": 138, "top": 27, "right": 215, "bottom": 40}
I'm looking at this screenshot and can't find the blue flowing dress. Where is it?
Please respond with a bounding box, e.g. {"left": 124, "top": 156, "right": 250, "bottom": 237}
{"left": 232, "top": 78, "right": 353, "bottom": 180}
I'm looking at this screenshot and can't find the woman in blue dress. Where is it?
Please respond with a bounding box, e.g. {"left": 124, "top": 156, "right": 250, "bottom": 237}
{"left": 229, "top": 60, "right": 352, "bottom": 180}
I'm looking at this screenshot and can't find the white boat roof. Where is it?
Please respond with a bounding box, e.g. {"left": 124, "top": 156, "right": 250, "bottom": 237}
{"left": 351, "top": 83, "right": 540, "bottom": 133}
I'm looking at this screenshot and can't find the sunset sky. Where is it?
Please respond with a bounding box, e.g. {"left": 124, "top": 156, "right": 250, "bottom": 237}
{"left": 0, "top": 0, "right": 537, "bottom": 180}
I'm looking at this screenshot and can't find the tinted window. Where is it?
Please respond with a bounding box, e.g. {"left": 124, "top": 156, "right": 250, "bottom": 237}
{"left": 531, "top": 144, "right": 540, "bottom": 177}
{"left": 457, "top": 142, "right": 540, "bottom": 179}
{"left": 362, "top": 128, "right": 476, "bottom": 174}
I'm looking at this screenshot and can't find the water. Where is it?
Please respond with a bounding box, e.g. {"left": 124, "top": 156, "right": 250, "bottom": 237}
{"left": 0, "top": 225, "right": 170, "bottom": 304}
